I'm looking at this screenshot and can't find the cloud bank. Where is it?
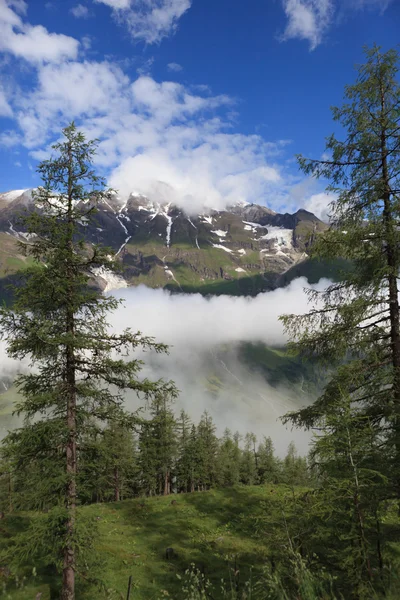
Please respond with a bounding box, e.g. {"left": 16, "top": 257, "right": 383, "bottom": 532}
{"left": 105, "top": 279, "right": 327, "bottom": 452}
{"left": 0, "top": 279, "right": 327, "bottom": 453}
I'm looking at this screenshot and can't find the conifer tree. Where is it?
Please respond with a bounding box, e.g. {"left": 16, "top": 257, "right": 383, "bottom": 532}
{"left": 217, "top": 428, "right": 241, "bottom": 487}
{"left": 281, "top": 45, "right": 400, "bottom": 498}
{"left": 196, "top": 412, "right": 219, "bottom": 490}
{"left": 282, "top": 442, "right": 309, "bottom": 488}
{"left": 175, "top": 410, "right": 193, "bottom": 493}
{"left": 257, "top": 437, "right": 280, "bottom": 484}
{"left": 137, "top": 393, "right": 177, "bottom": 495}
{"left": 240, "top": 432, "right": 258, "bottom": 485}
{"left": 306, "top": 394, "right": 388, "bottom": 597}
{"left": 0, "top": 123, "right": 176, "bottom": 600}
{"left": 102, "top": 423, "right": 137, "bottom": 502}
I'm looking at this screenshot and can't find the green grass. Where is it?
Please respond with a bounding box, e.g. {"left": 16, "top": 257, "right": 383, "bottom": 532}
{"left": 0, "top": 485, "right": 291, "bottom": 599}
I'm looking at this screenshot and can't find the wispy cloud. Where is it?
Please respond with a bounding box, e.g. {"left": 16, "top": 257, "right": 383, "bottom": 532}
{"left": 70, "top": 4, "right": 90, "bottom": 18}
{"left": 350, "top": 0, "right": 393, "bottom": 10}
{"left": 94, "top": 0, "right": 192, "bottom": 44}
{"left": 281, "top": 0, "right": 334, "bottom": 50}
{"left": 167, "top": 62, "right": 183, "bottom": 72}
{"left": 0, "top": 86, "right": 12, "bottom": 117}
{"left": 280, "top": 0, "right": 393, "bottom": 50}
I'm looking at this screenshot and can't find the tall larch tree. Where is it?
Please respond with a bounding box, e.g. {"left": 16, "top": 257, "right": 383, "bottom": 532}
{"left": 281, "top": 46, "right": 400, "bottom": 498}
{"left": 0, "top": 123, "right": 176, "bottom": 600}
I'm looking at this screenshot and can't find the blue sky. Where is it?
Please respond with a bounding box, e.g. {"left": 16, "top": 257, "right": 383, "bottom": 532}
{"left": 0, "top": 0, "right": 399, "bottom": 217}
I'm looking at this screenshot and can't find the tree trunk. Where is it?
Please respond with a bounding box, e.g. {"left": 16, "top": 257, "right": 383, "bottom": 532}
{"left": 163, "top": 470, "right": 169, "bottom": 496}
{"left": 61, "top": 147, "right": 77, "bottom": 600}
{"left": 114, "top": 467, "right": 120, "bottom": 502}
{"left": 8, "top": 472, "right": 12, "bottom": 513}
{"left": 62, "top": 354, "right": 77, "bottom": 600}
{"left": 380, "top": 81, "right": 400, "bottom": 499}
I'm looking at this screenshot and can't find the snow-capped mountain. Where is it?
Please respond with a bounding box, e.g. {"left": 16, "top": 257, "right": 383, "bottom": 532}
{"left": 0, "top": 189, "right": 328, "bottom": 296}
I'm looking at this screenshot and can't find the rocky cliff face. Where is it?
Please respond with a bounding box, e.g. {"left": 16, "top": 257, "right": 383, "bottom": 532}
{"left": 0, "top": 189, "right": 328, "bottom": 296}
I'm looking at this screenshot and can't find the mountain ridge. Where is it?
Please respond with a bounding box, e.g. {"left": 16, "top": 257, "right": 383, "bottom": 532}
{"left": 0, "top": 189, "right": 328, "bottom": 296}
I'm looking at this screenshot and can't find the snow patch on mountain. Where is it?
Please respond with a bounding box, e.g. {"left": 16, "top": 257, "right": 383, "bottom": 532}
{"left": 259, "top": 227, "right": 293, "bottom": 248}
{"left": 91, "top": 267, "right": 128, "bottom": 293}
{"left": 212, "top": 244, "right": 233, "bottom": 253}
{"left": 1, "top": 190, "right": 29, "bottom": 202}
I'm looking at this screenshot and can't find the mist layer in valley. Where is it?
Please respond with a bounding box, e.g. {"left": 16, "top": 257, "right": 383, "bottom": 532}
{"left": 0, "top": 278, "right": 329, "bottom": 454}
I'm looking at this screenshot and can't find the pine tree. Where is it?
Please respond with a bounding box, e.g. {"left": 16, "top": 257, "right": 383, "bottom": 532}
{"left": 307, "top": 394, "right": 388, "bottom": 597}
{"left": 282, "top": 442, "right": 309, "bottom": 488}
{"left": 196, "top": 412, "right": 219, "bottom": 491}
{"left": 257, "top": 437, "right": 280, "bottom": 484}
{"left": 281, "top": 46, "right": 400, "bottom": 499}
{"left": 217, "top": 428, "right": 241, "bottom": 487}
{"left": 240, "top": 432, "right": 258, "bottom": 485}
{"left": 175, "top": 410, "right": 193, "bottom": 493}
{"left": 137, "top": 393, "right": 177, "bottom": 496}
{"left": 102, "top": 423, "right": 137, "bottom": 502}
{"left": 78, "top": 424, "right": 110, "bottom": 504}
{"left": 0, "top": 123, "right": 176, "bottom": 600}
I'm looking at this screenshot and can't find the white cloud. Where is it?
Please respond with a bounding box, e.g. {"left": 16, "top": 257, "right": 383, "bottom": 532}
{"left": 280, "top": 0, "right": 393, "bottom": 49}
{"left": 81, "top": 35, "right": 92, "bottom": 50}
{"left": 103, "top": 280, "right": 327, "bottom": 451}
{"left": 70, "top": 4, "right": 90, "bottom": 18}
{"left": 8, "top": 60, "right": 289, "bottom": 213}
{"left": 0, "top": 280, "right": 325, "bottom": 451}
{"left": 95, "top": 0, "right": 130, "bottom": 7}
{"left": 0, "top": 0, "right": 79, "bottom": 63}
{"left": 111, "top": 278, "right": 323, "bottom": 349}
{"left": 304, "top": 192, "right": 335, "bottom": 222}
{"left": 281, "top": 0, "right": 334, "bottom": 50}
{"left": 167, "top": 62, "right": 183, "bottom": 72}
{"left": 0, "top": 129, "right": 21, "bottom": 147}
{"left": 0, "top": 86, "right": 12, "bottom": 117}
{"left": 94, "top": 0, "right": 192, "bottom": 44}
{"left": 349, "top": 0, "right": 392, "bottom": 9}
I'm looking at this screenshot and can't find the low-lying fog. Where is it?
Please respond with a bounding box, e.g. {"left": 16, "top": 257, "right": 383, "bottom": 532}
{"left": 0, "top": 277, "right": 329, "bottom": 455}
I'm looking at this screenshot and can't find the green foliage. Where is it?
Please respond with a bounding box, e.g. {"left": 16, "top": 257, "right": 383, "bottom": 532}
{"left": 279, "top": 45, "right": 400, "bottom": 599}
{"left": 0, "top": 123, "right": 177, "bottom": 598}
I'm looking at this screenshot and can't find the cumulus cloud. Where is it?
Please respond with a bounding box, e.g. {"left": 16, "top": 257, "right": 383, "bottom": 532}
{"left": 8, "top": 61, "right": 290, "bottom": 213}
{"left": 0, "top": 0, "right": 79, "bottom": 63}
{"left": 70, "top": 4, "right": 90, "bottom": 18}
{"left": 94, "top": 0, "right": 191, "bottom": 44}
{"left": 304, "top": 192, "right": 335, "bottom": 222}
{"left": 167, "top": 62, "right": 183, "bottom": 72}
